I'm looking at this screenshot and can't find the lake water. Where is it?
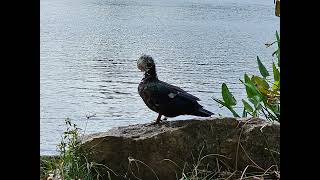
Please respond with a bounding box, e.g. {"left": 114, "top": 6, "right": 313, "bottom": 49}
{"left": 40, "top": 0, "right": 279, "bottom": 155}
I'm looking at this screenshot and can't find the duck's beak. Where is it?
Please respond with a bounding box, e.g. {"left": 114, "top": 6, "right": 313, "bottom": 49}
{"left": 137, "top": 59, "right": 145, "bottom": 72}
{"left": 138, "top": 65, "right": 144, "bottom": 72}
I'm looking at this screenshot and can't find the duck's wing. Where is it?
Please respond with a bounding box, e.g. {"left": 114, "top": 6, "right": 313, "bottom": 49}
{"left": 159, "top": 80, "right": 200, "bottom": 102}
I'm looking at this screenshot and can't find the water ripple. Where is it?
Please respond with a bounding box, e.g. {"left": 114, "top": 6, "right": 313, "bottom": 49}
{"left": 41, "top": 0, "right": 279, "bottom": 155}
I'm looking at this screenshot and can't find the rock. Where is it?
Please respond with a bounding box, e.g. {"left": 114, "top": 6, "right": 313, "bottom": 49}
{"left": 81, "top": 117, "right": 280, "bottom": 180}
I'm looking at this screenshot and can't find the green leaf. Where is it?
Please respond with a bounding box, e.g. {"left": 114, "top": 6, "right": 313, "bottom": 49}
{"left": 251, "top": 75, "right": 270, "bottom": 95}
{"left": 257, "top": 56, "right": 270, "bottom": 78}
{"left": 272, "top": 63, "right": 280, "bottom": 81}
{"left": 275, "top": 0, "right": 280, "bottom": 17}
{"left": 272, "top": 49, "right": 280, "bottom": 62}
{"left": 243, "top": 74, "right": 255, "bottom": 98}
{"left": 212, "top": 97, "right": 227, "bottom": 107}
{"left": 244, "top": 73, "right": 250, "bottom": 83}
{"left": 228, "top": 106, "right": 240, "bottom": 117}
{"left": 272, "top": 81, "right": 280, "bottom": 91}
{"left": 276, "top": 31, "right": 280, "bottom": 48}
{"left": 222, "top": 83, "right": 237, "bottom": 106}
{"left": 241, "top": 74, "right": 263, "bottom": 99}
{"left": 275, "top": 31, "right": 280, "bottom": 67}
{"left": 249, "top": 96, "right": 263, "bottom": 110}
{"left": 242, "top": 99, "right": 253, "bottom": 112}
{"left": 212, "top": 97, "right": 240, "bottom": 117}
{"left": 252, "top": 110, "right": 257, "bottom": 117}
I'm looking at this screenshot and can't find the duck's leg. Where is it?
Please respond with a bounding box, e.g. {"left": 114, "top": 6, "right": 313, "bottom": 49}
{"left": 154, "top": 113, "right": 162, "bottom": 124}
{"left": 148, "top": 113, "right": 162, "bottom": 125}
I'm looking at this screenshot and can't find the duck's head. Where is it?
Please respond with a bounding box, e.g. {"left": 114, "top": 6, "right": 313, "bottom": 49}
{"left": 137, "top": 54, "right": 155, "bottom": 72}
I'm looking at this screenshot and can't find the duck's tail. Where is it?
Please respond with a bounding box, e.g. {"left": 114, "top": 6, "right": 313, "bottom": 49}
{"left": 192, "top": 108, "right": 214, "bottom": 117}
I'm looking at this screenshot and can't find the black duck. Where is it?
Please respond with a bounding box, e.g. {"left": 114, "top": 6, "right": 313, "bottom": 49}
{"left": 137, "top": 54, "right": 214, "bottom": 124}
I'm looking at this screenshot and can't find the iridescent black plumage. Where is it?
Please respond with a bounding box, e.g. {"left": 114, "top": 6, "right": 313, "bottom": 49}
{"left": 137, "top": 55, "right": 214, "bottom": 124}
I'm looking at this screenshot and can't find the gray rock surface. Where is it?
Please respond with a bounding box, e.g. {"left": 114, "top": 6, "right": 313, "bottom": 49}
{"left": 81, "top": 117, "right": 280, "bottom": 180}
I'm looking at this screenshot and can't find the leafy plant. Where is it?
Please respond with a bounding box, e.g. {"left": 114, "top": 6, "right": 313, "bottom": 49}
{"left": 213, "top": 31, "right": 280, "bottom": 122}
{"left": 41, "top": 118, "right": 113, "bottom": 180}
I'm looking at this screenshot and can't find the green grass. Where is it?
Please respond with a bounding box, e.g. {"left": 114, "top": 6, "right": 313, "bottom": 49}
{"left": 177, "top": 149, "right": 280, "bottom": 180}
{"left": 40, "top": 118, "right": 114, "bottom": 180}
{"left": 40, "top": 118, "right": 279, "bottom": 180}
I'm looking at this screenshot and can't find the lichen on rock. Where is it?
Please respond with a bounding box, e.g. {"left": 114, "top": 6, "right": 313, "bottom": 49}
{"left": 81, "top": 117, "right": 280, "bottom": 180}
